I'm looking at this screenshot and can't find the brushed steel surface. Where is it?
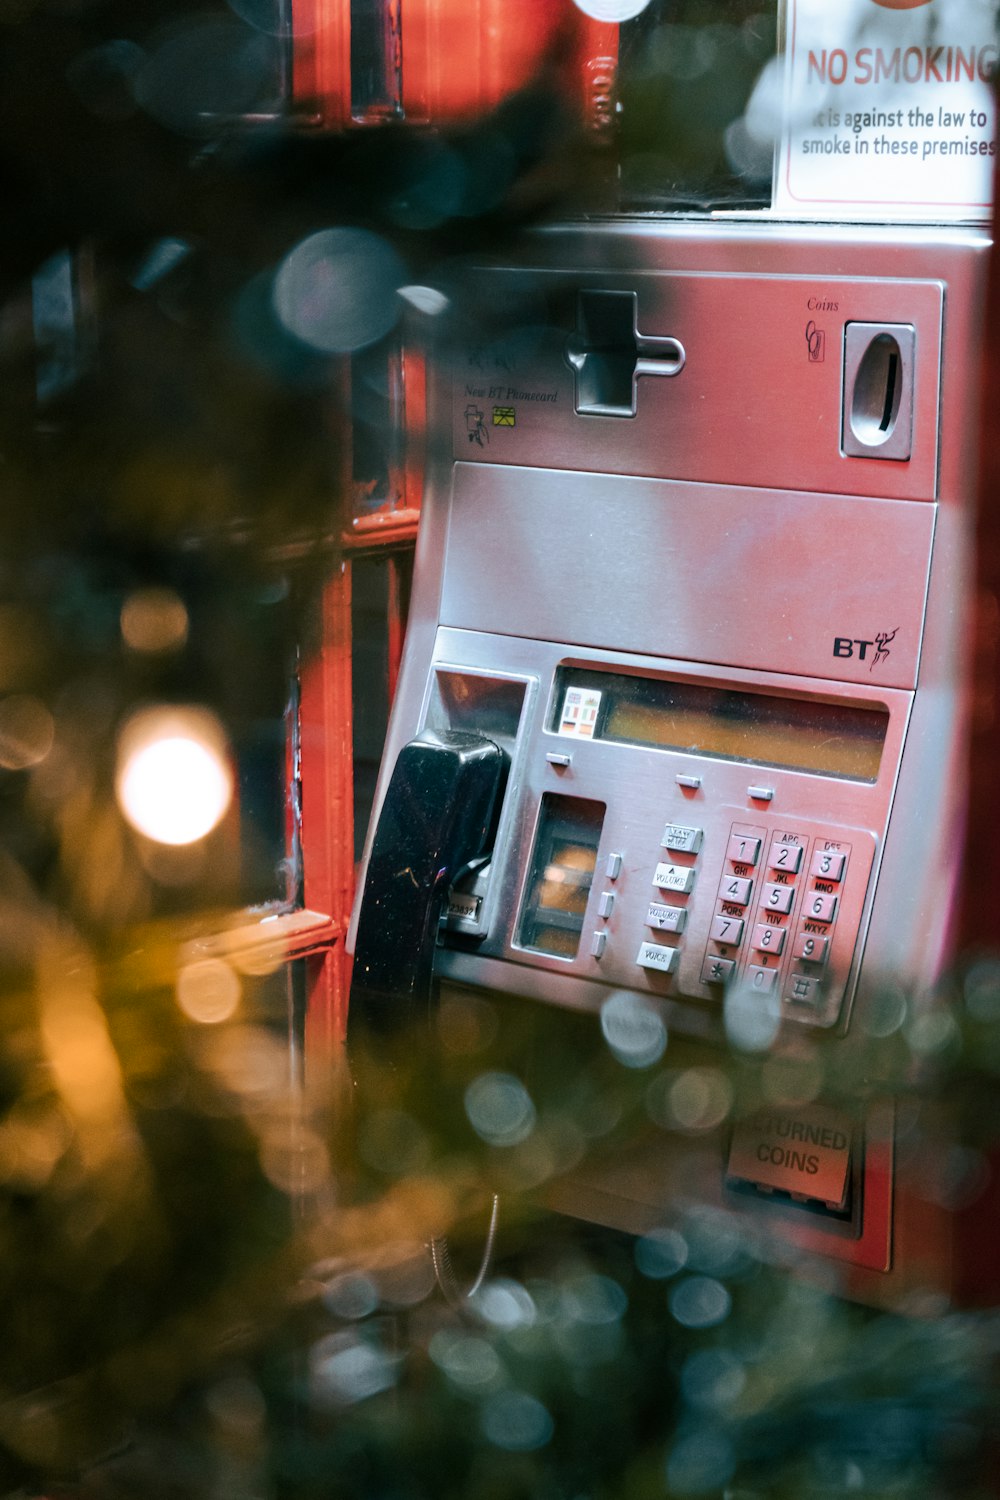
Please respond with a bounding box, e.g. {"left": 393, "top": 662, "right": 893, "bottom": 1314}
{"left": 349, "top": 220, "right": 988, "bottom": 1045}
{"left": 453, "top": 269, "right": 941, "bottom": 501}
{"left": 441, "top": 463, "right": 934, "bottom": 690}
{"left": 426, "top": 628, "right": 905, "bottom": 1032}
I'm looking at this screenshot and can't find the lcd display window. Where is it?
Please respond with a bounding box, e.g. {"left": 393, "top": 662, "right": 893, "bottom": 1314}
{"left": 552, "top": 668, "right": 888, "bottom": 783}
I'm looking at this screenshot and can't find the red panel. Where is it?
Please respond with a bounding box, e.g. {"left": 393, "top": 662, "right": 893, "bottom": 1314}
{"left": 299, "top": 564, "right": 355, "bottom": 1054}
{"left": 292, "top": 0, "right": 618, "bottom": 132}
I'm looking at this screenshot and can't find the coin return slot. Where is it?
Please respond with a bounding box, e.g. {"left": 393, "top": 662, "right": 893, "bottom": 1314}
{"left": 725, "top": 1105, "right": 858, "bottom": 1226}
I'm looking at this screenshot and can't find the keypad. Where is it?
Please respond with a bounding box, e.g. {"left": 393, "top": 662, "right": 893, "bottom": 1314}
{"left": 811, "top": 849, "right": 846, "bottom": 882}
{"left": 769, "top": 838, "right": 803, "bottom": 875}
{"left": 612, "top": 809, "right": 868, "bottom": 1025}
{"left": 727, "top": 833, "right": 761, "bottom": 865}
{"left": 700, "top": 820, "right": 766, "bottom": 987}
{"left": 698, "top": 822, "right": 864, "bottom": 1024}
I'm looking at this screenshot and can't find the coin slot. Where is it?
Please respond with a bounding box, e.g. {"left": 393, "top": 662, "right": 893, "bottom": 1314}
{"left": 842, "top": 322, "right": 915, "bottom": 461}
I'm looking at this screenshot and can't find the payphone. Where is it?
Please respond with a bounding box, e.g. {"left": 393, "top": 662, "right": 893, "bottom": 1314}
{"left": 346, "top": 217, "right": 989, "bottom": 1301}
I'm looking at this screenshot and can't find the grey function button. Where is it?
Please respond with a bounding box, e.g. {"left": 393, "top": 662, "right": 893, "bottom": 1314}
{"left": 606, "top": 852, "right": 623, "bottom": 880}
{"left": 647, "top": 902, "right": 687, "bottom": 934}
{"left": 662, "top": 823, "right": 703, "bottom": 854}
{"left": 597, "top": 891, "right": 615, "bottom": 919}
{"left": 636, "top": 942, "right": 678, "bottom": 974}
{"left": 590, "top": 931, "right": 608, "bottom": 959}
{"left": 653, "top": 862, "right": 696, "bottom": 895}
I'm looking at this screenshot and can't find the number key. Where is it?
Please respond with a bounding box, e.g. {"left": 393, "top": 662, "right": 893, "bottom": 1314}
{"left": 719, "top": 876, "right": 753, "bottom": 906}
{"left": 711, "top": 915, "right": 745, "bottom": 945}
{"left": 769, "top": 840, "right": 803, "bottom": 874}
{"left": 728, "top": 834, "right": 761, "bottom": 866}
{"left": 753, "top": 923, "right": 786, "bottom": 955}
{"left": 763, "top": 882, "right": 795, "bottom": 914}
{"left": 806, "top": 892, "right": 838, "bottom": 923}
{"left": 794, "top": 932, "right": 829, "bottom": 964}
{"left": 811, "top": 849, "right": 846, "bottom": 882}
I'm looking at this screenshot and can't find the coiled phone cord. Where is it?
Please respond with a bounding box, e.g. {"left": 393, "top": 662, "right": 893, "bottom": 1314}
{"left": 429, "top": 1192, "right": 500, "bottom": 1307}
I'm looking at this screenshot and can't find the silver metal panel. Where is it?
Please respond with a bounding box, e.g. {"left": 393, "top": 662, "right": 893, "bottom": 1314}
{"left": 440, "top": 463, "right": 934, "bottom": 691}
{"left": 349, "top": 221, "right": 989, "bottom": 1049}
{"left": 453, "top": 269, "right": 942, "bottom": 501}
{"left": 426, "top": 629, "right": 909, "bottom": 1033}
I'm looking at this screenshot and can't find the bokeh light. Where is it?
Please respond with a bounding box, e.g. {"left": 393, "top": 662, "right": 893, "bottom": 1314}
{"left": 116, "top": 706, "right": 233, "bottom": 845}
{"left": 259, "top": 1119, "right": 331, "bottom": 1196}
{"left": 310, "top": 1332, "right": 399, "bottom": 1407}
{"left": 429, "top": 1331, "right": 503, "bottom": 1391}
{"left": 398, "top": 284, "right": 450, "bottom": 316}
{"left": 464, "top": 1072, "right": 536, "bottom": 1146}
{"left": 480, "top": 1390, "right": 553, "bottom": 1452}
{"left": 120, "top": 587, "right": 189, "bottom": 653}
{"left": 176, "top": 958, "right": 241, "bottom": 1025}
{"left": 669, "top": 1275, "right": 732, "bottom": 1330}
{"left": 321, "top": 1272, "right": 379, "bottom": 1322}
{"left": 473, "top": 1278, "right": 537, "bottom": 1330}
{"left": 681, "top": 1348, "right": 747, "bottom": 1411}
{"left": 573, "top": 0, "right": 652, "bottom": 19}
{"left": 665, "top": 1428, "right": 736, "bottom": 1495}
{"left": 600, "top": 991, "right": 668, "bottom": 1068}
{"left": 133, "top": 17, "right": 275, "bottom": 136}
{"left": 724, "top": 980, "right": 782, "bottom": 1052}
{"left": 273, "top": 229, "right": 405, "bottom": 355}
{"left": 359, "top": 1108, "right": 432, "bottom": 1176}
{"left": 635, "top": 1226, "right": 688, "bottom": 1280}
{"left": 0, "top": 695, "right": 55, "bottom": 770}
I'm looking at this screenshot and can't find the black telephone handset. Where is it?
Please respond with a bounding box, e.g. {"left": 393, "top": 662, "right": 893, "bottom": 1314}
{"left": 348, "top": 728, "right": 506, "bottom": 1038}
{"left": 347, "top": 729, "right": 507, "bottom": 1302}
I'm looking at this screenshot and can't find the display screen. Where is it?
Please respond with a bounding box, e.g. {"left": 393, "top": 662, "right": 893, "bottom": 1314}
{"left": 553, "top": 668, "right": 888, "bottom": 783}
